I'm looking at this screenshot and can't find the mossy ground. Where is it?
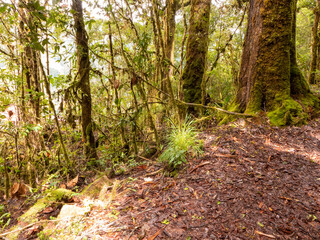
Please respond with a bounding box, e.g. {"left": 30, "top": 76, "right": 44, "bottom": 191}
{"left": 18, "top": 188, "right": 74, "bottom": 223}
{"left": 219, "top": 92, "right": 320, "bottom": 126}
{"left": 5, "top": 189, "right": 74, "bottom": 240}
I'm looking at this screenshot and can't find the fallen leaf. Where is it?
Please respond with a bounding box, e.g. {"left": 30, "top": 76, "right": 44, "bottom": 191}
{"left": 10, "top": 182, "right": 28, "bottom": 199}
{"left": 161, "top": 219, "right": 170, "bottom": 225}
{"left": 42, "top": 207, "right": 54, "bottom": 214}
{"left": 67, "top": 175, "right": 79, "bottom": 189}
{"left": 148, "top": 227, "right": 164, "bottom": 240}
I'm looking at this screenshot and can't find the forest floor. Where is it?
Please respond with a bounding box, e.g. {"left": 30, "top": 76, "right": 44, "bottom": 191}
{"left": 2, "top": 118, "right": 320, "bottom": 239}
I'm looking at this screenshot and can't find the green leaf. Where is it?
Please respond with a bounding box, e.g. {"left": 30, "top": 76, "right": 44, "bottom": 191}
{"left": 257, "top": 222, "right": 264, "bottom": 227}
{"left": 0, "top": 4, "right": 8, "bottom": 13}
{"left": 161, "top": 219, "right": 169, "bottom": 225}
{"left": 31, "top": 42, "right": 45, "bottom": 53}
{"left": 42, "top": 38, "right": 49, "bottom": 45}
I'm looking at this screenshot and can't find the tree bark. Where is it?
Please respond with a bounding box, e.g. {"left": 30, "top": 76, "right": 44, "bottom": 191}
{"left": 308, "top": 0, "right": 320, "bottom": 85}
{"left": 182, "top": 0, "right": 211, "bottom": 115}
{"left": 18, "top": 0, "right": 48, "bottom": 175}
{"left": 163, "top": 0, "right": 178, "bottom": 97}
{"left": 233, "top": 0, "right": 317, "bottom": 126}
{"left": 18, "top": 0, "right": 41, "bottom": 123}
{"left": 72, "top": 0, "right": 97, "bottom": 160}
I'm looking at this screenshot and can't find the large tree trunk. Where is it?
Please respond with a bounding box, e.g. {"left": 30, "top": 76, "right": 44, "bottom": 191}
{"left": 72, "top": 0, "right": 97, "bottom": 160}
{"left": 182, "top": 0, "right": 211, "bottom": 115}
{"left": 233, "top": 0, "right": 317, "bottom": 126}
{"left": 308, "top": 0, "right": 320, "bottom": 85}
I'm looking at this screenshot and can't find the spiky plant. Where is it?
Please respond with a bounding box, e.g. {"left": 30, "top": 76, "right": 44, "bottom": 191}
{"left": 159, "top": 117, "right": 203, "bottom": 171}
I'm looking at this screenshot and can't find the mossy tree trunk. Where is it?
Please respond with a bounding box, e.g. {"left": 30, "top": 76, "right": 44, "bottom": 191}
{"left": 182, "top": 0, "right": 211, "bottom": 115}
{"left": 72, "top": 0, "right": 97, "bottom": 160}
{"left": 309, "top": 0, "right": 320, "bottom": 85}
{"left": 18, "top": 0, "right": 48, "bottom": 183}
{"left": 233, "top": 0, "right": 317, "bottom": 126}
{"left": 163, "top": 0, "right": 178, "bottom": 100}
{"left": 19, "top": 0, "right": 42, "bottom": 124}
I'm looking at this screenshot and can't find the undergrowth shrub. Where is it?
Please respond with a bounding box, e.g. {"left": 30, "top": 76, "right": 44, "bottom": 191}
{"left": 159, "top": 118, "right": 203, "bottom": 171}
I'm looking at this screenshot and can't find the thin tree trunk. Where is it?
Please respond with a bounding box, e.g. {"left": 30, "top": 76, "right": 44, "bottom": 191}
{"left": 163, "top": 0, "right": 178, "bottom": 99}
{"left": 179, "top": 2, "right": 188, "bottom": 100}
{"left": 108, "top": 3, "right": 160, "bottom": 147}
{"left": 290, "top": 0, "right": 310, "bottom": 95}
{"left": 136, "top": 79, "right": 160, "bottom": 147}
{"left": 40, "top": 62, "right": 70, "bottom": 168}
{"left": 308, "top": 0, "right": 320, "bottom": 85}
{"left": 72, "top": 0, "right": 97, "bottom": 160}
{"left": 108, "top": 23, "right": 128, "bottom": 148}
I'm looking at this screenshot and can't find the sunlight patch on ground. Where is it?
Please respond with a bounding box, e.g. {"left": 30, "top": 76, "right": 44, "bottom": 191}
{"left": 265, "top": 138, "right": 320, "bottom": 164}
{"left": 48, "top": 197, "right": 122, "bottom": 239}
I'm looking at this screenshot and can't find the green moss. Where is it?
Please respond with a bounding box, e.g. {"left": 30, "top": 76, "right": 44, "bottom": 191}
{"left": 218, "top": 101, "right": 241, "bottom": 125}
{"left": 228, "top": 102, "right": 242, "bottom": 113}
{"left": 4, "top": 189, "right": 75, "bottom": 240}
{"left": 267, "top": 97, "right": 305, "bottom": 126}
{"left": 290, "top": 66, "right": 310, "bottom": 95}
{"left": 81, "top": 175, "right": 112, "bottom": 199}
{"left": 18, "top": 189, "right": 74, "bottom": 223}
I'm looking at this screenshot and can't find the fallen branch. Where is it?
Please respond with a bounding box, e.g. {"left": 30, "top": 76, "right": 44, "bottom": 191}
{"left": 0, "top": 219, "right": 62, "bottom": 237}
{"left": 144, "top": 169, "right": 163, "bottom": 177}
{"left": 147, "top": 227, "right": 166, "bottom": 240}
{"left": 176, "top": 100, "right": 255, "bottom": 117}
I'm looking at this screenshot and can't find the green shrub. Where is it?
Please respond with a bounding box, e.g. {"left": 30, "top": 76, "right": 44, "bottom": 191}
{"left": 0, "top": 204, "right": 11, "bottom": 229}
{"left": 159, "top": 118, "right": 203, "bottom": 171}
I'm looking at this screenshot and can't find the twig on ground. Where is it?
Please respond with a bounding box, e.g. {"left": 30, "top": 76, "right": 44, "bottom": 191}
{"left": 137, "top": 155, "right": 152, "bottom": 161}
{"left": 144, "top": 169, "right": 163, "bottom": 177}
{"left": 189, "top": 161, "right": 211, "bottom": 173}
{"left": 255, "top": 230, "right": 276, "bottom": 239}
{"left": 215, "top": 154, "right": 237, "bottom": 158}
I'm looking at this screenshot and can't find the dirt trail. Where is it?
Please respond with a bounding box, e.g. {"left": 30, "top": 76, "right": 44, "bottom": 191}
{"left": 3, "top": 119, "right": 320, "bottom": 240}
{"left": 80, "top": 119, "right": 320, "bottom": 239}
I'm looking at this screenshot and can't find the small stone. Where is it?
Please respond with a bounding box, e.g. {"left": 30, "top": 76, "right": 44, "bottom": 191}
{"left": 58, "top": 205, "right": 89, "bottom": 219}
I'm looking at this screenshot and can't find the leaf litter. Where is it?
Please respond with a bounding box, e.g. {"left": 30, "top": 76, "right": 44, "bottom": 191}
{"left": 2, "top": 119, "right": 320, "bottom": 239}
{"left": 72, "top": 119, "right": 320, "bottom": 239}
